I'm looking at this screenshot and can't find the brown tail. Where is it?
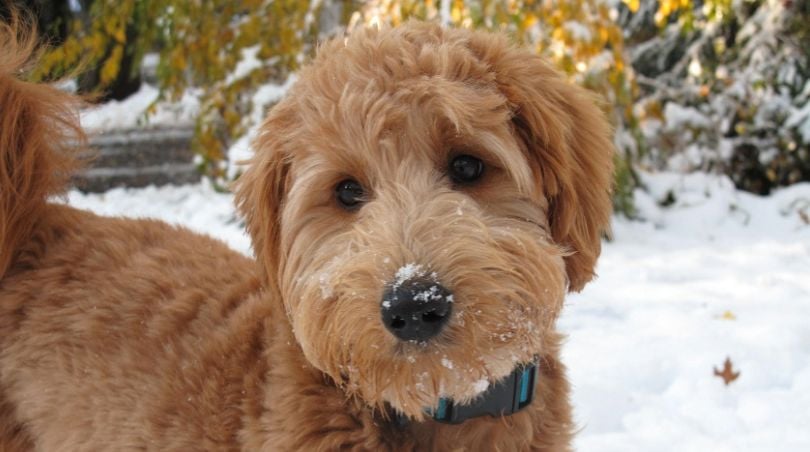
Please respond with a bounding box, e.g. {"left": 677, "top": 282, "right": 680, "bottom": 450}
{"left": 0, "top": 16, "right": 85, "bottom": 278}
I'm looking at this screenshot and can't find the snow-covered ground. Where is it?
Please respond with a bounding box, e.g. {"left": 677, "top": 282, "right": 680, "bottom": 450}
{"left": 562, "top": 173, "right": 810, "bottom": 451}
{"left": 80, "top": 83, "right": 200, "bottom": 130}
{"left": 66, "top": 172, "right": 810, "bottom": 451}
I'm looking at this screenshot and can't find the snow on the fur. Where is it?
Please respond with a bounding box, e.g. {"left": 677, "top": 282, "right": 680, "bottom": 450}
{"left": 393, "top": 263, "right": 425, "bottom": 288}
{"left": 472, "top": 379, "right": 490, "bottom": 394}
{"left": 66, "top": 171, "right": 810, "bottom": 451}
{"left": 318, "top": 273, "right": 333, "bottom": 299}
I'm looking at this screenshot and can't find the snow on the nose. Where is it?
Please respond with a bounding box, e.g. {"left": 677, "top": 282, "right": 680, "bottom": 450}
{"left": 393, "top": 263, "right": 425, "bottom": 289}
{"left": 414, "top": 285, "right": 443, "bottom": 303}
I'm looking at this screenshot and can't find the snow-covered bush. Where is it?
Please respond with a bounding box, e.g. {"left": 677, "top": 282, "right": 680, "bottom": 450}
{"left": 627, "top": 0, "right": 810, "bottom": 195}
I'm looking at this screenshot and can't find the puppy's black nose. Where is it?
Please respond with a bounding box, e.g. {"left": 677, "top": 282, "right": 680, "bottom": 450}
{"left": 381, "top": 279, "right": 452, "bottom": 342}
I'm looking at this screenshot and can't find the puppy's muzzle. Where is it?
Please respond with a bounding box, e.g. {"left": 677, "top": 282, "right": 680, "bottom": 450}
{"left": 381, "top": 279, "right": 452, "bottom": 342}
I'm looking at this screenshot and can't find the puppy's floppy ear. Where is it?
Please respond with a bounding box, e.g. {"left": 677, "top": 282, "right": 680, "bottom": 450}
{"left": 468, "top": 33, "right": 614, "bottom": 292}
{"left": 234, "top": 101, "right": 294, "bottom": 284}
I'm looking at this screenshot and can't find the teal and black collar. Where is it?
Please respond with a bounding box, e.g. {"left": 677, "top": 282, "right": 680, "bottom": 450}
{"left": 395, "top": 361, "right": 538, "bottom": 425}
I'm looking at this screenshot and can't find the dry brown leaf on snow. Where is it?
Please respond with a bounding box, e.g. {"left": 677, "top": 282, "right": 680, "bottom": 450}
{"left": 714, "top": 357, "right": 741, "bottom": 385}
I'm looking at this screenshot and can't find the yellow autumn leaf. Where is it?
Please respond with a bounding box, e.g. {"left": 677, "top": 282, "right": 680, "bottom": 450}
{"left": 523, "top": 13, "right": 538, "bottom": 29}
{"left": 720, "top": 310, "right": 737, "bottom": 320}
{"left": 451, "top": 4, "right": 462, "bottom": 23}
{"left": 113, "top": 25, "right": 126, "bottom": 44}
{"left": 100, "top": 45, "right": 123, "bottom": 85}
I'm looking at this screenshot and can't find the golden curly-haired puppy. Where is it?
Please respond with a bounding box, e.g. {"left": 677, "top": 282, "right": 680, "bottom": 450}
{"left": 0, "top": 18, "right": 613, "bottom": 451}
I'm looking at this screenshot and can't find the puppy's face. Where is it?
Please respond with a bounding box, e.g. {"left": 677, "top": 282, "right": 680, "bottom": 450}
{"left": 237, "top": 23, "right": 613, "bottom": 419}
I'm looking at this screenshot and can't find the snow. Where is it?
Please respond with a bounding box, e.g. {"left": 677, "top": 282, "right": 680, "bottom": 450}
{"left": 393, "top": 263, "right": 426, "bottom": 288}
{"left": 63, "top": 171, "right": 810, "bottom": 451}
{"left": 80, "top": 83, "right": 200, "bottom": 131}
{"left": 786, "top": 98, "right": 810, "bottom": 143}
{"left": 226, "top": 46, "right": 262, "bottom": 85}
{"left": 439, "top": 0, "right": 451, "bottom": 26}
{"left": 66, "top": 181, "right": 250, "bottom": 254}
{"left": 249, "top": 77, "right": 295, "bottom": 125}
{"left": 473, "top": 379, "right": 490, "bottom": 394}
{"left": 414, "top": 286, "right": 442, "bottom": 302}
{"left": 564, "top": 21, "right": 592, "bottom": 41}
{"left": 319, "top": 272, "right": 333, "bottom": 299}
{"left": 561, "top": 171, "right": 810, "bottom": 451}
{"left": 663, "top": 103, "right": 712, "bottom": 131}
{"left": 228, "top": 76, "right": 296, "bottom": 178}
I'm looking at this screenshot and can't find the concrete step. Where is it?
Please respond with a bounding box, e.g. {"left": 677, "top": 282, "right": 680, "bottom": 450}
{"left": 73, "top": 126, "right": 202, "bottom": 192}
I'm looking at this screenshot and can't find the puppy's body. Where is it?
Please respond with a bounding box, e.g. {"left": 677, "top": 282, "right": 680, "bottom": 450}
{"left": 1, "top": 20, "right": 613, "bottom": 451}
{"left": 0, "top": 213, "right": 571, "bottom": 451}
{"left": 0, "top": 209, "right": 572, "bottom": 450}
{"left": 0, "top": 206, "right": 266, "bottom": 450}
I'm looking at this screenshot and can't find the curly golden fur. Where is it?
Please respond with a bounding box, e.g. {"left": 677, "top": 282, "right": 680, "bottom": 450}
{"left": 0, "top": 18, "right": 613, "bottom": 451}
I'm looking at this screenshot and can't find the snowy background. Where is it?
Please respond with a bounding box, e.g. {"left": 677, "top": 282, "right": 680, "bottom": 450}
{"left": 66, "top": 168, "right": 810, "bottom": 451}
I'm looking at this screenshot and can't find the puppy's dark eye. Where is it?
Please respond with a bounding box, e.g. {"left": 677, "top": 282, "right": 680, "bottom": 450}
{"left": 450, "top": 154, "right": 485, "bottom": 184}
{"left": 335, "top": 179, "right": 365, "bottom": 210}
